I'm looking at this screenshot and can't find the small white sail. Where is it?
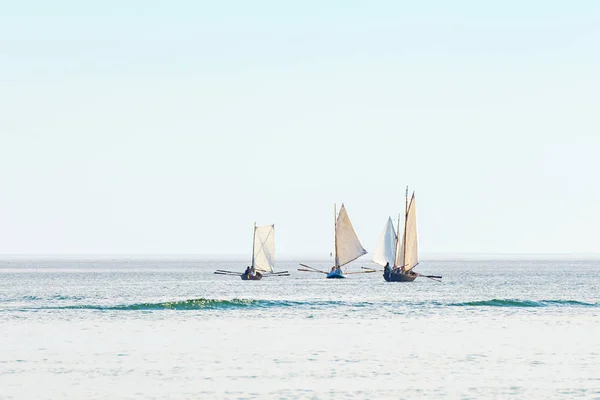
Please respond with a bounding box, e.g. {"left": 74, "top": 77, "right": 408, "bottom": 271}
{"left": 335, "top": 204, "right": 367, "bottom": 267}
{"left": 372, "top": 217, "right": 397, "bottom": 267}
{"left": 403, "top": 194, "right": 418, "bottom": 271}
{"left": 395, "top": 223, "right": 403, "bottom": 268}
{"left": 253, "top": 224, "right": 275, "bottom": 273}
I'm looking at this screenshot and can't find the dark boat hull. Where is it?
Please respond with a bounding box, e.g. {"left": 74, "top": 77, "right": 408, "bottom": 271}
{"left": 241, "top": 272, "right": 263, "bottom": 281}
{"left": 383, "top": 269, "right": 417, "bottom": 282}
{"left": 326, "top": 269, "right": 345, "bottom": 279}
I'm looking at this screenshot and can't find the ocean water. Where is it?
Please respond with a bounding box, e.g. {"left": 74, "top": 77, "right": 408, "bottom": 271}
{"left": 1, "top": 258, "right": 599, "bottom": 399}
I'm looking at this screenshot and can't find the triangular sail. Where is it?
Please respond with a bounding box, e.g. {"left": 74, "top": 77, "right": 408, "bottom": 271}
{"left": 395, "top": 235, "right": 403, "bottom": 268}
{"left": 252, "top": 224, "right": 275, "bottom": 273}
{"left": 403, "top": 194, "right": 418, "bottom": 271}
{"left": 335, "top": 204, "right": 367, "bottom": 267}
{"left": 372, "top": 217, "right": 397, "bottom": 267}
{"left": 394, "top": 215, "right": 403, "bottom": 268}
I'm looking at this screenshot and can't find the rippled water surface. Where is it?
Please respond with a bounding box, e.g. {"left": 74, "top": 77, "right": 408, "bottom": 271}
{"left": 1, "top": 259, "right": 599, "bottom": 399}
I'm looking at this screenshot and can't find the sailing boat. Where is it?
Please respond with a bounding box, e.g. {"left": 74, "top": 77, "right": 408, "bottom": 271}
{"left": 299, "top": 204, "right": 372, "bottom": 278}
{"left": 214, "top": 223, "right": 289, "bottom": 280}
{"left": 373, "top": 188, "right": 440, "bottom": 282}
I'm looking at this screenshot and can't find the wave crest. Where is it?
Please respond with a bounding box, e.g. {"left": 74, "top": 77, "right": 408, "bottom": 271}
{"left": 451, "top": 299, "right": 597, "bottom": 307}
{"left": 61, "top": 298, "right": 303, "bottom": 310}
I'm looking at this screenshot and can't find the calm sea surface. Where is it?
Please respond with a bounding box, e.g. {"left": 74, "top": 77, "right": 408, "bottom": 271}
{"left": 1, "top": 259, "right": 599, "bottom": 399}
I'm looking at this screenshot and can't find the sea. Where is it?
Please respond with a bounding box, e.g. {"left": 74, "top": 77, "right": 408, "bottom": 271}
{"left": 1, "top": 258, "right": 599, "bottom": 400}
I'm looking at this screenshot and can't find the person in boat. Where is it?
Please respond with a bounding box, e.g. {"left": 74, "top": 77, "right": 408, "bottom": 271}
{"left": 384, "top": 262, "right": 391, "bottom": 273}
{"left": 250, "top": 266, "right": 256, "bottom": 276}
{"left": 330, "top": 266, "right": 336, "bottom": 273}
{"left": 244, "top": 266, "right": 251, "bottom": 276}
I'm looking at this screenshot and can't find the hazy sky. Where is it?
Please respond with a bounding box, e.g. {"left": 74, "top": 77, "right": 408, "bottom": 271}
{"left": 1, "top": 1, "right": 599, "bottom": 257}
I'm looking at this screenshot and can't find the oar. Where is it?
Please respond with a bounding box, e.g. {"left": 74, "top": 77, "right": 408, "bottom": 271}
{"left": 299, "top": 263, "right": 328, "bottom": 274}
{"left": 345, "top": 270, "right": 377, "bottom": 274}
{"left": 270, "top": 271, "right": 289, "bottom": 275}
{"left": 404, "top": 263, "right": 442, "bottom": 282}
{"left": 298, "top": 268, "right": 327, "bottom": 274}
{"left": 263, "top": 273, "right": 290, "bottom": 277}
{"left": 416, "top": 273, "right": 442, "bottom": 282}
{"left": 362, "top": 266, "right": 382, "bottom": 271}
{"left": 297, "top": 268, "right": 326, "bottom": 274}
{"left": 214, "top": 271, "right": 242, "bottom": 276}
{"left": 216, "top": 270, "right": 243, "bottom": 274}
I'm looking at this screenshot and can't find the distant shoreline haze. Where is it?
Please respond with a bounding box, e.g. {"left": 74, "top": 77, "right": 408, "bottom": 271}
{"left": 0, "top": 253, "right": 599, "bottom": 261}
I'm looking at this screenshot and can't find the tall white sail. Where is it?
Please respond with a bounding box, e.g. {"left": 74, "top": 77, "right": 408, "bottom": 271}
{"left": 395, "top": 229, "right": 403, "bottom": 268}
{"left": 335, "top": 204, "right": 367, "bottom": 267}
{"left": 372, "top": 217, "right": 397, "bottom": 267}
{"left": 252, "top": 224, "right": 275, "bottom": 273}
{"left": 403, "top": 194, "right": 418, "bottom": 271}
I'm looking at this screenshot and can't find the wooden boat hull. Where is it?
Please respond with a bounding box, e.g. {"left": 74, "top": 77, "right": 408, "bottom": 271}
{"left": 241, "top": 272, "right": 263, "bottom": 281}
{"left": 326, "top": 270, "right": 345, "bottom": 279}
{"left": 383, "top": 269, "right": 417, "bottom": 282}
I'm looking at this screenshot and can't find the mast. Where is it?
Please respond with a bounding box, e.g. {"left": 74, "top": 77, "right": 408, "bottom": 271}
{"left": 334, "top": 203, "right": 338, "bottom": 268}
{"left": 251, "top": 222, "right": 256, "bottom": 268}
{"left": 402, "top": 186, "right": 409, "bottom": 270}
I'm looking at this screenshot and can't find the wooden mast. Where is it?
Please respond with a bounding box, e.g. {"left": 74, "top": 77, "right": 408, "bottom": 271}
{"left": 334, "top": 203, "right": 338, "bottom": 268}
{"left": 402, "top": 186, "right": 409, "bottom": 271}
{"left": 251, "top": 222, "right": 256, "bottom": 268}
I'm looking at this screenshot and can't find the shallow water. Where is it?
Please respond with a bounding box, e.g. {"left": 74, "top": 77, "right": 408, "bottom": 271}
{"left": 1, "top": 259, "right": 599, "bottom": 399}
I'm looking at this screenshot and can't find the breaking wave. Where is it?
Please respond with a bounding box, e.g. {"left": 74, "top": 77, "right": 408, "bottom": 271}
{"left": 10, "top": 298, "right": 597, "bottom": 311}
{"left": 451, "top": 299, "right": 597, "bottom": 307}
{"left": 57, "top": 298, "right": 304, "bottom": 310}
{"left": 42, "top": 299, "right": 377, "bottom": 311}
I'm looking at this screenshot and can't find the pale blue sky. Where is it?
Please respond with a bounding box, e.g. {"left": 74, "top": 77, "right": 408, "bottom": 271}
{"left": 1, "top": 1, "right": 599, "bottom": 257}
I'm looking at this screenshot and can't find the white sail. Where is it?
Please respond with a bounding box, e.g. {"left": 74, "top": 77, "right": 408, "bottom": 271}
{"left": 252, "top": 224, "right": 275, "bottom": 273}
{"left": 335, "top": 204, "right": 367, "bottom": 267}
{"left": 395, "top": 230, "right": 403, "bottom": 268}
{"left": 372, "top": 217, "right": 397, "bottom": 267}
{"left": 403, "top": 194, "right": 418, "bottom": 271}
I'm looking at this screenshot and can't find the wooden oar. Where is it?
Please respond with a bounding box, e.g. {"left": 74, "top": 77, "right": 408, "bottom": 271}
{"left": 262, "top": 273, "right": 290, "bottom": 277}
{"left": 270, "top": 271, "right": 289, "bottom": 275}
{"left": 297, "top": 268, "right": 326, "bottom": 273}
{"left": 362, "top": 266, "right": 381, "bottom": 271}
{"left": 216, "top": 270, "right": 243, "bottom": 274}
{"left": 405, "top": 263, "right": 442, "bottom": 282}
{"left": 345, "top": 270, "right": 377, "bottom": 274}
{"left": 299, "top": 263, "right": 328, "bottom": 274}
{"left": 214, "top": 271, "right": 242, "bottom": 276}
{"left": 416, "top": 273, "right": 442, "bottom": 282}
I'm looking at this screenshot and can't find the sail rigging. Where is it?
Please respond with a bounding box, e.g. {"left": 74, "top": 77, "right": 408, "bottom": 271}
{"left": 335, "top": 204, "right": 367, "bottom": 267}
{"left": 380, "top": 191, "right": 418, "bottom": 271}
{"left": 252, "top": 224, "right": 275, "bottom": 273}
{"left": 372, "top": 217, "right": 397, "bottom": 267}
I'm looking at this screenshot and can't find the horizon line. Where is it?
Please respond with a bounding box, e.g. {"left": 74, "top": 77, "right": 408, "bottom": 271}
{"left": 1, "top": 252, "right": 600, "bottom": 261}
